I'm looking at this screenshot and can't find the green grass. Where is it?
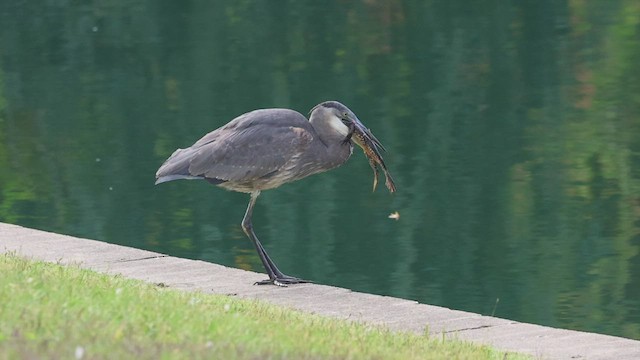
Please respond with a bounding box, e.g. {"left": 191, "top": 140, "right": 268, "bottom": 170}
{"left": 0, "top": 253, "right": 528, "bottom": 359}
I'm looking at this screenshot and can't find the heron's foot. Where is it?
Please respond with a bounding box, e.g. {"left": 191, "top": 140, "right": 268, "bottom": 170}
{"left": 254, "top": 275, "right": 310, "bottom": 287}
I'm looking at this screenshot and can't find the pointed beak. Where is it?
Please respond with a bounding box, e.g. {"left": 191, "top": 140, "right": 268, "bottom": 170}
{"left": 350, "top": 116, "right": 386, "bottom": 157}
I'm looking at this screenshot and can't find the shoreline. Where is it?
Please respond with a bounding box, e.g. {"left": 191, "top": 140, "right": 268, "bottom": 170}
{"left": 2, "top": 222, "right": 639, "bottom": 359}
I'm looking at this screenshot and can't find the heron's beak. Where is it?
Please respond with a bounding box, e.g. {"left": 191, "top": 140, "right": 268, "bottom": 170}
{"left": 349, "top": 116, "right": 396, "bottom": 193}
{"left": 350, "top": 116, "right": 386, "bottom": 156}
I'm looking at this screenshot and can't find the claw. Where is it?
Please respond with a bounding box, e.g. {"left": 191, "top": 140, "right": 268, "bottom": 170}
{"left": 254, "top": 276, "right": 310, "bottom": 287}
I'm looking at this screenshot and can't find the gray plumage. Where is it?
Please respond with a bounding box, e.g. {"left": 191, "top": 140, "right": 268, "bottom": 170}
{"left": 156, "top": 106, "right": 353, "bottom": 193}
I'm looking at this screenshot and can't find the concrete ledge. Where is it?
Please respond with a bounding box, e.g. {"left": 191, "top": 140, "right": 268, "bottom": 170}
{"left": 2, "top": 222, "right": 639, "bottom": 359}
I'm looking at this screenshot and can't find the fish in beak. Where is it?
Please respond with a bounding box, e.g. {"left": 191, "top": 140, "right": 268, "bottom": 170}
{"left": 349, "top": 116, "right": 396, "bottom": 193}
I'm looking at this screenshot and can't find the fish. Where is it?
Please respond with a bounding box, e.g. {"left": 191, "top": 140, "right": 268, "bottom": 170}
{"left": 353, "top": 129, "right": 396, "bottom": 193}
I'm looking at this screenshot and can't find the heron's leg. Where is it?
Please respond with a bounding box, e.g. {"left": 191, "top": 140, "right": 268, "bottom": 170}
{"left": 242, "top": 191, "right": 277, "bottom": 279}
{"left": 241, "top": 191, "right": 308, "bottom": 286}
{"left": 254, "top": 237, "right": 285, "bottom": 277}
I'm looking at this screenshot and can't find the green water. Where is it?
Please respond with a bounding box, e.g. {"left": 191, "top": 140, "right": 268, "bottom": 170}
{"left": 1, "top": 1, "right": 639, "bottom": 339}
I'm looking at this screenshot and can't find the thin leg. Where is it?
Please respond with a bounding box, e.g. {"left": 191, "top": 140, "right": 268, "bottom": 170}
{"left": 241, "top": 191, "right": 308, "bottom": 286}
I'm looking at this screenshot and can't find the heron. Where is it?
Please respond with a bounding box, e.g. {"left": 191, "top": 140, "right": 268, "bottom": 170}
{"left": 155, "top": 101, "right": 395, "bottom": 286}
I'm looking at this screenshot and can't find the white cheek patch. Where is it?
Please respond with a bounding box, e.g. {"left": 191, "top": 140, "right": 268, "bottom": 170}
{"left": 328, "top": 114, "right": 350, "bottom": 137}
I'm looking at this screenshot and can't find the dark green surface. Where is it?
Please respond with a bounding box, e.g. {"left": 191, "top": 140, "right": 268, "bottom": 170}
{"left": 1, "top": 1, "right": 639, "bottom": 339}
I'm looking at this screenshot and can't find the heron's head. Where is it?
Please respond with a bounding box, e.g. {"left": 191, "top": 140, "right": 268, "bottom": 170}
{"left": 310, "top": 100, "right": 386, "bottom": 157}
{"left": 310, "top": 101, "right": 396, "bottom": 193}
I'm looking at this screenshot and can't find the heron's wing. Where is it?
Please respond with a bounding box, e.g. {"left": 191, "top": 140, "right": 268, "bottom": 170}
{"left": 188, "top": 122, "right": 313, "bottom": 183}
{"left": 155, "top": 109, "right": 312, "bottom": 183}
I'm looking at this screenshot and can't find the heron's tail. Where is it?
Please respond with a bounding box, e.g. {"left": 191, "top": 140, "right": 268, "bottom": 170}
{"left": 155, "top": 174, "right": 204, "bottom": 185}
{"left": 155, "top": 147, "right": 202, "bottom": 185}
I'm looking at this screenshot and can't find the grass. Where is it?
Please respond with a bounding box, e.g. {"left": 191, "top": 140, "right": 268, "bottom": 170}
{"left": 0, "top": 253, "right": 529, "bottom": 359}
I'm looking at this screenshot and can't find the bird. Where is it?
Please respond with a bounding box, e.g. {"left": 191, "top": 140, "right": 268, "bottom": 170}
{"left": 155, "top": 101, "right": 395, "bottom": 286}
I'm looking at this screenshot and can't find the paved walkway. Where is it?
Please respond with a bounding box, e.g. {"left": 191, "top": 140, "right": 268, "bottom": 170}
{"left": 2, "top": 222, "right": 639, "bottom": 359}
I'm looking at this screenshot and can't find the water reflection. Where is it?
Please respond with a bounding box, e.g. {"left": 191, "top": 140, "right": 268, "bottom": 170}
{"left": 1, "top": 1, "right": 639, "bottom": 340}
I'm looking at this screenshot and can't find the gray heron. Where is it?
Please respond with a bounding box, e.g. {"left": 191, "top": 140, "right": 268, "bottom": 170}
{"left": 155, "top": 101, "right": 395, "bottom": 286}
